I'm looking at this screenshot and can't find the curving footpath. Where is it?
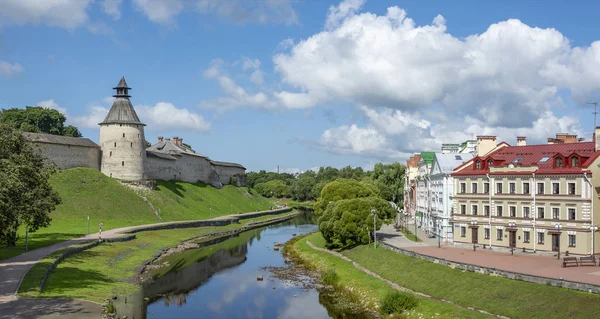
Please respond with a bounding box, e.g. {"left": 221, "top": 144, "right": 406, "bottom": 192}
{"left": 0, "top": 209, "right": 290, "bottom": 318}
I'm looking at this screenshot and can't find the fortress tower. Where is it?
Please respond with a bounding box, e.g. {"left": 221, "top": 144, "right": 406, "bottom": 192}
{"left": 99, "top": 77, "right": 147, "bottom": 180}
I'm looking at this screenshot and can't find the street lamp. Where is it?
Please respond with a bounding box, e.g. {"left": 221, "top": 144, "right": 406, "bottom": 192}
{"left": 371, "top": 209, "right": 377, "bottom": 249}
{"left": 591, "top": 225, "right": 599, "bottom": 256}
{"left": 555, "top": 224, "right": 563, "bottom": 259}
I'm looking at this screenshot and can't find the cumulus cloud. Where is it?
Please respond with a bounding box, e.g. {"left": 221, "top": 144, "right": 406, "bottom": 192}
{"left": 0, "top": 0, "right": 92, "bottom": 29}
{"left": 196, "top": 0, "right": 299, "bottom": 25}
{"left": 132, "top": 0, "right": 184, "bottom": 25}
{"left": 37, "top": 99, "right": 67, "bottom": 115}
{"left": 0, "top": 61, "right": 24, "bottom": 76}
{"left": 101, "top": 0, "right": 122, "bottom": 20}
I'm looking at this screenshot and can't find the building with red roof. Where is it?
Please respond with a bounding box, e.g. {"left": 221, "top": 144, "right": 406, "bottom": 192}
{"left": 450, "top": 131, "right": 600, "bottom": 256}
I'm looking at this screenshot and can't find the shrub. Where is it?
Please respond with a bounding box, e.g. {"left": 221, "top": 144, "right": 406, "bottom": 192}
{"left": 380, "top": 291, "right": 418, "bottom": 314}
{"left": 105, "top": 301, "right": 116, "bottom": 314}
{"left": 321, "top": 268, "right": 339, "bottom": 286}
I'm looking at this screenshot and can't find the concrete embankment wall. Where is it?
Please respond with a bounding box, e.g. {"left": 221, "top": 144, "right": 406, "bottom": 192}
{"left": 380, "top": 242, "right": 600, "bottom": 294}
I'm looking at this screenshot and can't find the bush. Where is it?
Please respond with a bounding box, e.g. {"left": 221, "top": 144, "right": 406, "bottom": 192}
{"left": 321, "top": 268, "right": 339, "bottom": 286}
{"left": 105, "top": 301, "right": 116, "bottom": 314}
{"left": 380, "top": 291, "right": 418, "bottom": 314}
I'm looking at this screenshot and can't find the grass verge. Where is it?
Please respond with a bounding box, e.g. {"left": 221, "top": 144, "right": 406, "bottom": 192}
{"left": 290, "top": 233, "right": 491, "bottom": 318}
{"left": 399, "top": 228, "right": 421, "bottom": 242}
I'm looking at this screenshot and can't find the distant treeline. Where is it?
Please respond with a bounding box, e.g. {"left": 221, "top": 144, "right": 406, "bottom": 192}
{"left": 247, "top": 163, "right": 405, "bottom": 204}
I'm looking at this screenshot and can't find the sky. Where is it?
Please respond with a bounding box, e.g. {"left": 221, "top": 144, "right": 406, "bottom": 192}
{"left": 1, "top": 0, "right": 600, "bottom": 174}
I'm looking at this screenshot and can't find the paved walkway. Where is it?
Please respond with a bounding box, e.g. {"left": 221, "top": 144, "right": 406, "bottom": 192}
{"left": 378, "top": 224, "right": 600, "bottom": 286}
{"left": 0, "top": 209, "right": 288, "bottom": 317}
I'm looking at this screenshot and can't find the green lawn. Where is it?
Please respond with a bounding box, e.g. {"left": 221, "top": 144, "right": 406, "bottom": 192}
{"left": 19, "top": 213, "right": 296, "bottom": 302}
{"left": 328, "top": 235, "right": 600, "bottom": 319}
{"left": 1, "top": 168, "right": 273, "bottom": 260}
{"left": 399, "top": 228, "right": 421, "bottom": 242}
{"left": 293, "top": 233, "right": 491, "bottom": 318}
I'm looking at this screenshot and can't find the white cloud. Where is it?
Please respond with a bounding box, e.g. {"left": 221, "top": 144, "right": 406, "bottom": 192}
{"left": 0, "top": 0, "right": 92, "bottom": 29}
{"left": 70, "top": 106, "right": 110, "bottom": 128}
{"left": 101, "top": 0, "right": 122, "bottom": 20}
{"left": 87, "top": 22, "right": 114, "bottom": 36}
{"left": 241, "top": 57, "right": 261, "bottom": 70}
{"left": 0, "top": 61, "right": 24, "bottom": 77}
{"left": 324, "top": 0, "right": 365, "bottom": 30}
{"left": 196, "top": 0, "right": 299, "bottom": 25}
{"left": 136, "top": 102, "right": 211, "bottom": 132}
{"left": 37, "top": 99, "right": 67, "bottom": 115}
{"left": 132, "top": 0, "right": 184, "bottom": 25}
{"left": 249, "top": 69, "right": 264, "bottom": 86}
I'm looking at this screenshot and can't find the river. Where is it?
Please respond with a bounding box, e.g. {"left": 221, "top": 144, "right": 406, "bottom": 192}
{"left": 113, "top": 213, "right": 362, "bottom": 319}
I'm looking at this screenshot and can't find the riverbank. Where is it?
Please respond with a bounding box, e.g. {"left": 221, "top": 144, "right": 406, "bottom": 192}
{"left": 18, "top": 211, "right": 300, "bottom": 303}
{"left": 286, "top": 232, "right": 491, "bottom": 318}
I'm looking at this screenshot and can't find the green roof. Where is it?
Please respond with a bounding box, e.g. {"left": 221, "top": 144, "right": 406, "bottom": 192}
{"left": 420, "top": 152, "right": 435, "bottom": 164}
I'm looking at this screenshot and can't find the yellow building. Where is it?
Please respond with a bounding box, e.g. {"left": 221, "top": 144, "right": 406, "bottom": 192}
{"left": 451, "top": 132, "right": 600, "bottom": 256}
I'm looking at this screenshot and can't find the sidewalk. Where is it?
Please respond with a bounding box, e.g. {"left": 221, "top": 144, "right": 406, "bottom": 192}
{"left": 378, "top": 224, "right": 600, "bottom": 286}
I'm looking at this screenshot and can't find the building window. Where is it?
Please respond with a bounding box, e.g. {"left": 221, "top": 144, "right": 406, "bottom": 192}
{"left": 122, "top": 161, "right": 124, "bottom": 166}
{"left": 460, "top": 205, "right": 466, "bottom": 215}
{"left": 556, "top": 157, "right": 563, "bottom": 167}
{"left": 509, "top": 206, "right": 516, "bottom": 217}
{"left": 114, "top": 142, "right": 116, "bottom": 147}
{"left": 568, "top": 208, "right": 576, "bottom": 220}
{"left": 537, "top": 232, "right": 545, "bottom": 244}
{"left": 138, "top": 134, "right": 140, "bottom": 138}
{"left": 496, "top": 182, "right": 503, "bottom": 194}
{"left": 496, "top": 229, "right": 503, "bottom": 241}
{"left": 523, "top": 231, "right": 530, "bottom": 243}
{"left": 109, "top": 151, "right": 112, "bottom": 157}
{"left": 488, "top": 160, "right": 493, "bottom": 167}
{"left": 568, "top": 234, "right": 576, "bottom": 247}
{"left": 537, "top": 207, "right": 545, "bottom": 219}
{"left": 537, "top": 182, "right": 544, "bottom": 195}
{"left": 497, "top": 205, "right": 503, "bottom": 217}
{"left": 568, "top": 183, "right": 576, "bottom": 195}
{"left": 484, "top": 205, "right": 490, "bottom": 216}
{"left": 472, "top": 183, "right": 478, "bottom": 193}
{"left": 484, "top": 182, "right": 490, "bottom": 194}
{"left": 523, "top": 182, "right": 530, "bottom": 194}
{"left": 476, "top": 160, "right": 481, "bottom": 169}
{"left": 130, "top": 142, "right": 133, "bottom": 148}
{"left": 523, "top": 207, "right": 530, "bottom": 219}
{"left": 572, "top": 157, "right": 579, "bottom": 167}
{"left": 461, "top": 227, "right": 466, "bottom": 237}
{"left": 552, "top": 183, "right": 560, "bottom": 195}
{"left": 472, "top": 205, "right": 478, "bottom": 215}
{"left": 123, "top": 133, "right": 125, "bottom": 138}
{"left": 509, "top": 183, "right": 516, "bottom": 194}
{"left": 552, "top": 207, "right": 560, "bottom": 220}
{"left": 484, "top": 228, "right": 490, "bottom": 239}
{"left": 460, "top": 183, "right": 466, "bottom": 193}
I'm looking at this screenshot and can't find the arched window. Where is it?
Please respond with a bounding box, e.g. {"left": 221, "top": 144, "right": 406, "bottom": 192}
{"left": 572, "top": 156, "right": 579, "bottom": 167}
{"left": 556, "top": 157, "right": 563, "bottom": 168}
{"left": 476, "top": 160, "right": 481, "bottom": 169}
{"left": 488, "top": 160, "right": 493, "bottom": 167}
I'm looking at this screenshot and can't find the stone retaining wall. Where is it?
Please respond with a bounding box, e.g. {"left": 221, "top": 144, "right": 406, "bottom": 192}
{"left": 380, "top": 242, "right": 600, "bottom": 294}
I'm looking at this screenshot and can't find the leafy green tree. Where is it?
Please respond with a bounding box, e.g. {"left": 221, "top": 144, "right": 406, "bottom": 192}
{"left": 316, "top": 166, "right": 340, "bottom": 183}
{"left": 318, "top": 197, "right": 395, "bottom": 248}
{"left": 0, "top": 106, "right": 82, "bottom": 137}
{"left": 290, "top": 172, "right": 316, "bottom": 201}
{"left": 0, "top": 125, "right": 61, "bottom": 246}
{"left": 370, "top": 162, "right": 406, "bottom": 203}
{"left": 254, "top": 180, "right": 291, "bottom": 198}
{"left": 314, "top": 179, "right": 378, "bottom": 215}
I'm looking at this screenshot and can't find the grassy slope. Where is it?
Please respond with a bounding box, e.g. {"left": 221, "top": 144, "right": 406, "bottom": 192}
{"left": 0, "top": 168, "right": 273, "bottom": 260}
{"left": 338, "top": 237, "right": 600, "bottom": 319}
{"left": 295, "top": 233, "right": 490, "bottom": 319}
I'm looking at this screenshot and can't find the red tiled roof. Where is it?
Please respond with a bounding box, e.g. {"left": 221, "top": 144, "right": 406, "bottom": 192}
{"left": 453, "top": 142, "right": 600, "bottom": 176}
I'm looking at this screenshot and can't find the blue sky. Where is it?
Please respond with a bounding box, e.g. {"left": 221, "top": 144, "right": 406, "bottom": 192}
{"left": 1, "top": 0, "right": 600, "bottom": 173}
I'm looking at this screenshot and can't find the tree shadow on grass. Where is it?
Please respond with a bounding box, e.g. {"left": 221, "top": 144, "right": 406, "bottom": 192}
{"left": 155, "top": 180, "right": 187, "bottom": 197}
{"left": 43, "top": 265, "right": 113, "bottom": 297}
{"left": 0, "top": 233, "right": 85, "bottom": 261}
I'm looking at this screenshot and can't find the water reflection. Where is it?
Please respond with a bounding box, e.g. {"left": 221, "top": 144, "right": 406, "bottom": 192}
{"left": 115, "top": 213, "right": 354, "bottom": 319}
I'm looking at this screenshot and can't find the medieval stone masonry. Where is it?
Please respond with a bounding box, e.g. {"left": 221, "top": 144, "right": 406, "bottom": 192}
{"left": 25, "top": 77, "right": 246, "bottom": 188}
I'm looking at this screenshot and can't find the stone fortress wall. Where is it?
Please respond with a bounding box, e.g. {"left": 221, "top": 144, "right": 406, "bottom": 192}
{"left": 24, "top": 132, "right": 101, "bottom": 171}
{"left": 146, "top": 151, "right": 212, "bottom": 183}
{"left": 99, "top": 123, "right": 147, "bottom": 180}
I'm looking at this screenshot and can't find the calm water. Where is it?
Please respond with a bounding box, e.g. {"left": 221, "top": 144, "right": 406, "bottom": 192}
{"left": 115, "top": 214, "right": 353, "bottom": 319}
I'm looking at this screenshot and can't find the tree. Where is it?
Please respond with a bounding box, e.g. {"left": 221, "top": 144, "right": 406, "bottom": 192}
{"left": 314, "top": 179, "right": 379, "bottom": 215}
{"left": 318, "top": 197, "right": 395, "bottom": 248}
{"left": 290, "top": 172, "right": 316, "bottom": 201}
{"left": 0, "top": 125, "right": 61, "bottom": 246}
{"left": 253, "top": 180, "right": 291, "bottom": 198}
{"left": 370, "top": 162, "right": 406, "bottom": 203}
{"left": 0, "top": 106, "right": 82, "bottom": 137}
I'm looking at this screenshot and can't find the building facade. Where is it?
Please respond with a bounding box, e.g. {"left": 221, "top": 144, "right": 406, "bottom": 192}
{"left": 404, "top": 154, "right": 421, "bottom": 218}
{"left": 451, "top": 133, "right": 600, "bottom": 255}
{"left": 416, "top": 152, "right": 434, "bottom": 230}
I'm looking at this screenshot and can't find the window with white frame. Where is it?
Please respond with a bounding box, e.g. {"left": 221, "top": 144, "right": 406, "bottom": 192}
{"left": 537, "top": 182, "right": 545, "bottom": 195}
{"left": 537, "top": 232, "right": 545, "bottom": 244}
{"left": 472, "top": 183, "right": 478, "bottom": 193}
{"left": 461, "top": 227, "right": 466, "bottom": 237}
{"left": 496, "top": 182, "right": 503, "bottom": 194}
{"left": 460, "top": 183, "right": 466, "bottom": 193}
{"left": 568, "top": 183, "right": 576, "bottom": 195}
{"left": 552, "top": 207, "right": 560, "bottom": 219}
{"left": 523, "top": 231, "right": 530, "bottom": 243}
{"left": 523, "top": 182, "right": 530, "bottom": 194}
{"left": 523, "top": 206, "right": 530, "bottom": 218}
{"left": 552, "top": 182, "right": 560, "bottom": 195}
{"left": 484, "top": 228, "right": 490, "bottom": 239}
{"left": 484, "top": 205, "right": 490, "bottom": 216}
{"left": 497, "top": 205, "right": 503, "bottom": 217}
{"left": 460, "top": 204, "right": 466, "bottom": 215}
{"left": 509, "top": 182, "right": 516, "bottom": 194}
{"left": 509, "top": 206, "right": 516, "bottom": 217}
{"left": 537, "top": 207, "right": 545, "bottom": 219}
{"left": 568, "top": 234, "right": 576, "bottom": 247}
{"left": 568, "top": 208, "right": 576, "bottom": 220}
{"left": 496, "top": 229, "right": 503, "bottom": 241}
{"left": 472, "top": 205, "right": 478, "bottom": 215}
{"left": 484, "top": 182, "right": 490, "bottom": 194}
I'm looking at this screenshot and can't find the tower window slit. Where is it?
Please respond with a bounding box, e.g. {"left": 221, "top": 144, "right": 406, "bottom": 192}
{"left": 131, "top": 142, "right": 133, "bottom": 148}
{"left": 114, "top": 142, "right": 116, "bottom": 147}
{"left": 123, "top": 133, "right": 125, "bottom": 138}
{"left": 122, "top": 161, "right": 124, "bottom": 166}
{"left": 110, "top": 151, "right": 112, "bottom": 157}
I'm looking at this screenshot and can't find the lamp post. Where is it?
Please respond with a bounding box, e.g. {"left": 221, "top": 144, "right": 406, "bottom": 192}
{"left": 371, "top": 209, "right": 377, "bottom": 249}
{"left": 555, "top": 224, "right": 562, "bottom": 259}
{"left": 591, "top": 225, "right": 599, "bottom": 256}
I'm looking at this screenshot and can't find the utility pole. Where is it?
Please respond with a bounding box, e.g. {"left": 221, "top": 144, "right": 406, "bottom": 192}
{"left": 588, "top": 102, "right": 599, "bottom": 131}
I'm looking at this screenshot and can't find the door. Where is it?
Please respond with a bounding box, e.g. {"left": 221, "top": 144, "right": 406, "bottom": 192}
{"left": 552, "top": 234, "right": 560, "bottom": 252}
{"left": 471, "top": 228, "right": 478, "bottom": 244}
{"left": 509, "top": 231, "right": 516, "bottom": 248}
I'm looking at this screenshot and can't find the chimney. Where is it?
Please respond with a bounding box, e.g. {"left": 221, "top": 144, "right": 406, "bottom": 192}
{"left": 178, "top": 137, "right": 183, "bottom": 146}
{"left": 555, "top": 133, "right": 578, "bottom": 144}
{"left": 516, "top": 136, "right": 526, "bottom": 146}
{"left": 476, "top": 135, "right": 497, "bottom": 157}
{"left": 173, "top": 136, "right": 179, "bottom": 145}
{"left": 595, "top": 127, "right": 600, "bottom": 151}
{"left": 158, "top": 136, "right": 163, "bottom": 143}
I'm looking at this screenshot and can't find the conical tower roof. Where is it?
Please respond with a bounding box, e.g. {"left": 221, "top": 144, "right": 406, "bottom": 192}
{"left": 99, "top": 77, "right": 145, "bottom": 126}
